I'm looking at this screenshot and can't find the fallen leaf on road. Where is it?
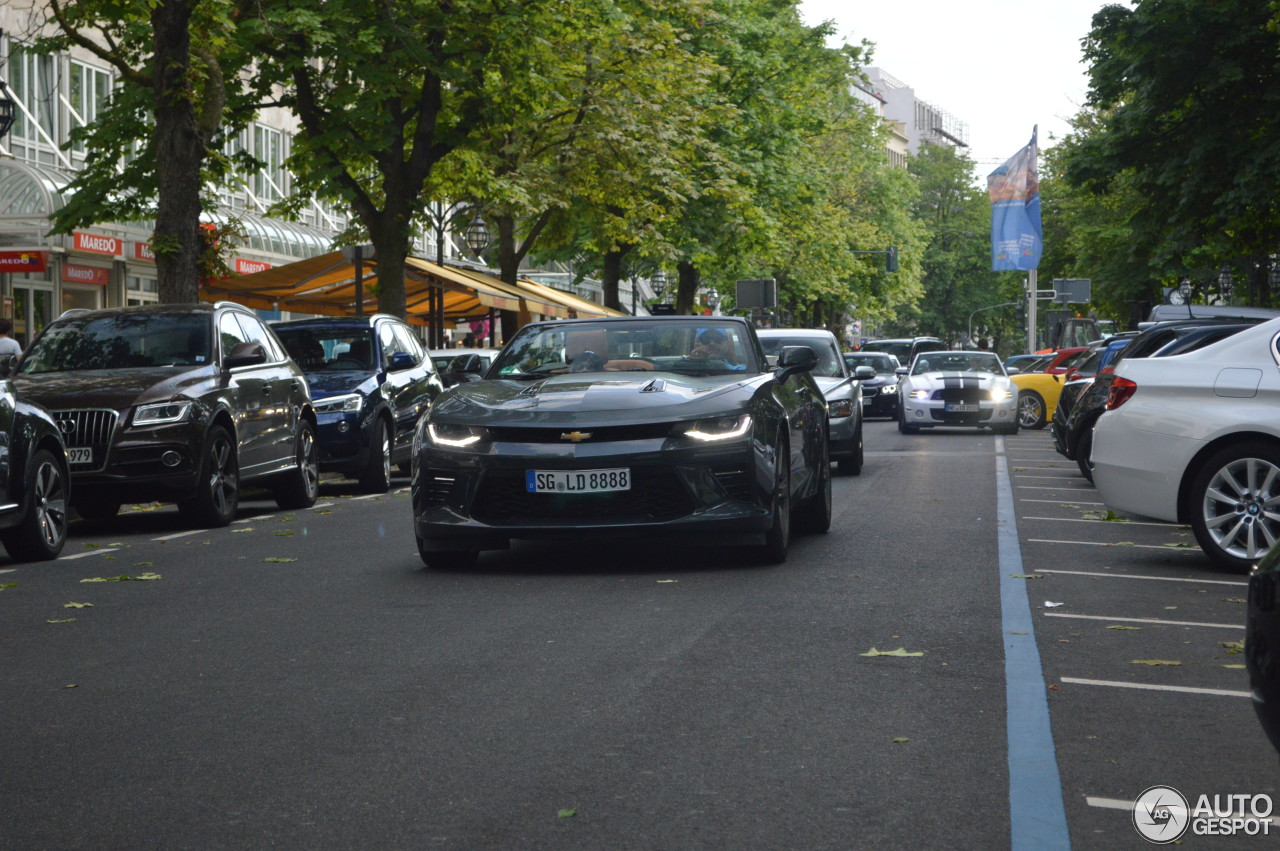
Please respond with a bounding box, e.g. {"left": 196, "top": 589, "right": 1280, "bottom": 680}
{"left": 47, "top": 618, "right": 76, "bottom": 623}
{"left": 1083, "top": 510, "right": 1127, "bottom": 522}
{"left": 1223, "top": 664, "right": 1246, "bottom": 669}
{"left": 64, "top": 602, "right": 93, "bottom": 608}
{"left": 1108, "top": 625, "right": 1142, "bottom": 630}
{"left": 1224, "top": 598, "right": 1246, "bottom": 604}
{"left": 1164, "top": 542, "right": 1197, "bottom": 548}
{"left": 263, "top": 557, "right": 298, "bottom": 563}
{"left": 231, "top": 528, "right": 255, "bottom": 533}
{"left": 1008, "top": 631, "right": 1028, "bottom": 635}
{"left": 1222, "top": 641, "right": 1244, "bottom": 654}
{"left": 274, "top": 530, "right": 295, "bottom": 537}
{"left": 1010, "top": 574, "right": 1044, "bottom": 579}
{"left": 134, "top": 561, "right": 154, "bottom": 567}
{"left": 1048, "top": 684, "right": 1060, "bottom": 691}
{"left": 0, "top": 582, "right": 17, "bottom": 591}
{"left": 63, "top": 684, "right": 77, "bottom": 689}
{"left": 80, "top": 572, "right": 161, "bottom": 582}
{"left": 1108, "top": 542, "right": 1135, "bottom": 547}
{"left": 860, "top": 647, "right": 924, "bottom": 657}
{"left": 1132, "top": 659, "right": 1182, "bottom": 666}
{"left": 558, "top": 808, "right": 577, "bottom": 819}
{"left": 656, "top": 579, "right": 677, "bottom": 584}
{"left": 892, "top": 738, "right": 909, "bottom": 744}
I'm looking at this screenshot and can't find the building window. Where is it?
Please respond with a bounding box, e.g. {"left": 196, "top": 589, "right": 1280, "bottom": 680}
{"left": 7, "top": 45, "right": 58, "bottom": 163}
{"left": 253, "top": 125, "right": 284, "bottom": 203}
{"left": 127, "top": 274, "right": 159, "bottom": 305}
{"left": 69, "top": 61, "right": 113, "bottom": 155}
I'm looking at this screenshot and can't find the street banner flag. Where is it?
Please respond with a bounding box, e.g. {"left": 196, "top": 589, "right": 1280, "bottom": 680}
{"left": 988, "top": 127, "right": 1042, "bottom": 271}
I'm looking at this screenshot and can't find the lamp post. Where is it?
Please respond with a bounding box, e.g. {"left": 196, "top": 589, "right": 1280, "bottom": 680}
{"left": 1177, "top": 276, "right": 1194, "bottom": 304}
{"left": 1218, "top": 264, "right": 1234, "bottom": 305}
{"left": 706, "top": 289, "right": 721, "bottom": 316}
{"left": 651, "top": 270, "right": 667, "bottom": 306}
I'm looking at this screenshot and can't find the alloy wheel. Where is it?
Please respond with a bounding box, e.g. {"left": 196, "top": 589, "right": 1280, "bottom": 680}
{"left": 1200, "top": 455, "right": 1280, "bottom": 566}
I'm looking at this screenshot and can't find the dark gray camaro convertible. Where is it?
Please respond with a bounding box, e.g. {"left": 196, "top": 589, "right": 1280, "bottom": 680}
{"left": 411, "top": 316, "right": 831, "bottom": 568}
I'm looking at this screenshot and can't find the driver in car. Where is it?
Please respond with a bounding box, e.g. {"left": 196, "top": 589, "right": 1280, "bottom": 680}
{"left": 689, "top": 329, "right": 731, "bottom": 360}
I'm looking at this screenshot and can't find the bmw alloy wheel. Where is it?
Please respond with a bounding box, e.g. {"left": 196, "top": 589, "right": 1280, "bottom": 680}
{"left": 1191, "top": 443, "right": 1280, "bottom": 573}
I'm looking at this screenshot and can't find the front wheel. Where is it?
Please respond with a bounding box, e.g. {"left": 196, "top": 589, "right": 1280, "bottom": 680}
{"left": 1018, "top": 391, "right": 1047, "bottom": 429}
{"left": 358, "top": 417, "right": 392, "bottom": 493}
{"left": 1076, "top": 427, "right": 1095, "bottom": 482}
{"left": 758, "top": 442, "right": 791, "bottom": 564}
{"left": 797, "top": 434, "right": 832, "bottom": 534}
{"left": 838, "top": 418, "right": 864, "bottom": 475}
{"left": 178, "top": 425, "right": 239, "bottom": 527}
{"left": 0, "top": 449, "right": 68, "bottom": 561}
{"left": 1189, "top": 441, "right": 1280, "bottom": 574}
{"left": 898, "top": 407, "right": 918, "bottom": 434}
{"left": 274, "top": 420, "right": 320, "bottom": 510}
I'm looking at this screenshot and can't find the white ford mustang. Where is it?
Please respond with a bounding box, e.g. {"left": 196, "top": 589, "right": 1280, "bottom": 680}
{"left": 895, "top": 350, "right": 1020, "bottom": 434}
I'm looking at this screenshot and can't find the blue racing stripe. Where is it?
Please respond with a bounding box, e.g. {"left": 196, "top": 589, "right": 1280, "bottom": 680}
{"left": 997, "top": 448, "right": 1071, "bottom": 849}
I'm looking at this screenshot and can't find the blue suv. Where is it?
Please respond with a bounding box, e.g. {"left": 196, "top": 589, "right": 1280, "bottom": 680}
{"left": 273, "top": 315, "right": 444, "bottom": 492}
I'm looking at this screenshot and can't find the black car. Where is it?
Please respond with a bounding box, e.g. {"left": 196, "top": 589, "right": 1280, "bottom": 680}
{"left": 1248, "top": 545, "right": 1280, "bottom": 755}
{"left": 273, "top": 315, "right": 444, "bottom": 492}
{"left": 12, "top": 303, "right": 319, "bottom": 526}
{"left": 1057, "top": 319, "right": 1261, "bottom": 481}
{"left": 843, "top": 351, "right": 900, "bottom": 418}
{"left": 0, "top": 377, "right": 71, "bottom": 561}
{"left": 860, "top": 336, "right": 946, "bottom": 370}
{"left": 412, "top": 316, "right": 831, "bottom": 568}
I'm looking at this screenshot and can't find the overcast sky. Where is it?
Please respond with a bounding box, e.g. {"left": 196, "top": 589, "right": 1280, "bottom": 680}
{"left": 798, "top": 0, "right": 1113, "bottom": 170}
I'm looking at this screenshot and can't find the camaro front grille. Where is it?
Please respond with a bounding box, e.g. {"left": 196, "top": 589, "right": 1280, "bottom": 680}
{"left": 53, "top": 409, "right": 118, "bottom": 471}
{"left": 471, "top": 468, "right": 693, "bottom": 526}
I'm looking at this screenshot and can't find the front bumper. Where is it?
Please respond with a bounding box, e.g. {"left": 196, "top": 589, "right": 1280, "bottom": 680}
{"left": 69, "top": 420, "right": 203, "bottom": 503}
{"left": 900, "top": 396, "right": 1017, "bottom": 428}
{"left": 413, "top": 434, "right": 774, "bottom": 552}
{"left": 315, "top": 411, "right": 375, "bottom": 473}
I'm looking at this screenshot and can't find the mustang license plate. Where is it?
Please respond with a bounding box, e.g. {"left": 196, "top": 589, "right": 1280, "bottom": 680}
{"left": 945, "top": 404, "right": 979, "bottom": 413}
{"left": 68, "top": 447, "right": 93, "bottom": 464}
{"left": 526, "top": 468, "right": 630, "bottom": 494}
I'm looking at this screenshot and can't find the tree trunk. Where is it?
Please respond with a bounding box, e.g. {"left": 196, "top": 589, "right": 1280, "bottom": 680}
{"left": 151, "top": 0, "right": 203, "bottom": 304}
{"left": 496, "top": 215, "right": 520, "bottom": 286}
{"left": 601, "top": 248, "right": 626, "bottom": 310}
{"left": 676, "top": 261, "right": 699, "bottom": 315}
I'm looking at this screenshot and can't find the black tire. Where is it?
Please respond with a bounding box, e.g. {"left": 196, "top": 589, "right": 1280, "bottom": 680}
{"left": 838, "top": 418, "right": 864, "bottom": 475}
{"left": 758, "top": 440, "right": 791, "bottom": 564}
{"left": 1189, "top": 441, "right": 1280, "bottom": 574}
{"left": 178, "top": 425, "right": 239, "bottom": 527}
{"left": 1017, "top": 391, "right": 1047, "bottom": 430}
{"left": 1076, "top": 427, "right": 1095, "bottom": 483}
{"left": 358, "top": 416, "right": 392, "bottom": 493}
{"left": 274, "top": 419, "right": 320, "bottom": 510}
{"left": 73, "top": 496, "right": 120, "bottom": 520}
{"left": 898, "top": 407, "right": 918, "bottom": 434}
{"left": 0, "top": 449, "right": 68, "bottom": 561}
{"left": 798, "top": 433, "right": 832, "bottom": 534}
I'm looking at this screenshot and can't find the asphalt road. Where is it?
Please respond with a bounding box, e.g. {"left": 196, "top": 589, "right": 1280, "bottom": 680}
{"left": 1, "top": 420, "right": 1274, "bottom": 849}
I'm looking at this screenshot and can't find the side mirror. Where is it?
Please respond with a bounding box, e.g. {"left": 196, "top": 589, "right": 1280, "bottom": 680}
{"left": 224, "top": 341, "right": 267, "bottom": 369}
{"left": 388, "top": 351, "right": 417, "bottom": 372}
{"left": 0, "top": 354, "right": 18, "bottom": 378}
{"left": 852, "top": 365, "right": 876, "bottom": 381}
{"left": 894, "top": 366, "right": 909, "bottom": 376}
{"left": 775, "top": 345, "right": 818, "bottom": 380}
{"left": 1006, "top": 367, "right": 1020, "bottom": 375}
{"left": 447, "top": 354, "right": 485, "bottom": 384}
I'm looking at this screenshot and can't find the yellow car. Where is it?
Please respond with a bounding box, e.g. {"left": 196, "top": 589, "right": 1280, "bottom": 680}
{"left": 1010, "top": 370, "right": 1067, "bottom": 429}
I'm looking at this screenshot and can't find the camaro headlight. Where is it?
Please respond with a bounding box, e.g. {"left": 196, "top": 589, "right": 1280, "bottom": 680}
{"left": 881, "top": 384, "right": 898, "bottom": 395}
{"left": 685, "top": 414, "right": 752, "bottom": 442}
{"left": 988, "top": 388, "right": 1011, "bottom": 402}
{"left": 313, "top": 393, "right": 363, "bottom": 415}
{"left": 132, "top": 400, "right": 193, "bottom": 426}
{"left": 829, "top": 399, "right": 854, "bottom": 418}
{"left": 909, "top": 389, "right": 931, "bottom": 400}
{"left": 427, "top": 422, "right": 489, "bottom": 448}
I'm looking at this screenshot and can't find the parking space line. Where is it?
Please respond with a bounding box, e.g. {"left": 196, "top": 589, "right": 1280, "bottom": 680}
{"left": 1020, "top": 498, "right": 1104, "bottom": 506}
{"left": 0, "top": 567, "right": 16, "bottom": 574}
{"left": 152, "top": 529, "right": 205, "bottom": 542}
{"left": 1045, "top": 612, "right": 1242, "bottom": 629}
{"left": 1018, "top": 485, "right": 1098, "bottom": 492}
{"left": 1024, "top": 516, "right": 1177, "bottom": 528}
{"left": 59, "top": 548, "right": 121, "bottom": 559}
{"left": 1086, "top": 797, "right": 1133, "bottom": 812}
{"left": 996, "top": 446, "right": 1071, "bottom": 849}
{"left": 1061, "top": 677, "right": 1250, "bottom": 698}
{"left": 1016, "top": 474, "right": 1086, "bottom": 480}
{"left": 1027, "top": 538, "right": 1202, "bottom": 552}
{"left": 1037, "top": 568, "right": 1245, "bottom": 586}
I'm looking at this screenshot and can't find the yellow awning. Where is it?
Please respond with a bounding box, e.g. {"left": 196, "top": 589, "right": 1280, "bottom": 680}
{"left": 514, "top": 277, "right": 628, "bottom": 318}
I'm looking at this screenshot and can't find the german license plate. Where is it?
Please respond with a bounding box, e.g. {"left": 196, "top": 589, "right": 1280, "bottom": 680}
{"left": 946, "top": 404, "right": 979, "bottom": 413}
{"left": 526, "top": 468, "right": 630, "bottom": 494}
{"left": 68, "top": 447, "right": 93, "bottom": 464}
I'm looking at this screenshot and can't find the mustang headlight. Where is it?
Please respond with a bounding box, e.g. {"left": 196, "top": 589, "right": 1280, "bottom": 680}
{"left": 989, "top": 387, "right": 1012, "bottom": 402}
{"left": 685, "top": 414, "right": 753, "bottom": 442}
{"left": 132, "top": 400, "right": 193, "bottom": 427}
{"left": 829, "top": 399, "right": 854, "bottom": 418}
{"left": 427, "top": 421, "right": 489, "bottom": 448}
{"left": 909, "top": 389, "right": 931, "bottom": 400}
{"left": 313, "top": 393, "right": 363, "bottom": 415}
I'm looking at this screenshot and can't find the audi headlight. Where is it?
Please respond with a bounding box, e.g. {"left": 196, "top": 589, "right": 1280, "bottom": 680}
{"left": 829, "top": 399, "right": 854, "bottom": 418}
{"left": 132, "top": 400, "right": 193, "bottom": 427}
{"left": 427, "top": 422, "right": 489, "bottom": 448}
{"left": 685, "top": 414, "right": 753, "bottom": 442}
{"left": 314, "top": 393, "right": 363, "bottom": 415}
{"left": 989, "top": 387, "right": 1011, "bottom": 402}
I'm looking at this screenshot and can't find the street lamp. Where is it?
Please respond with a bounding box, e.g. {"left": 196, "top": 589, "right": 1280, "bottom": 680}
{"left": 1218, "top": 264, "right": 1234, "bottom": 305}
{"left": 1177, "top": 276, "right": 1194, "bottom": 304}
{"left": 651, "top": 270, "right": 667, "bottom": 303}
{"left": 706, "top": 289, "right": 721, "bottom": 315}
{"left": 0, "top": 81, "right": 15, "bottom": 139}
{"left": 462, "top": 214, "right": 490, "bottom": 259}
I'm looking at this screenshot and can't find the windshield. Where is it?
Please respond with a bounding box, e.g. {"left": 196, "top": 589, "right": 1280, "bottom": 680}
{"left": 863, "top": 341, "right": 912, "bottom": 362}
{"left": 20, "top": 313, "right": 212, "bottom": 374}
{"left": 276, "top": 328, "right": 377, "bottom": 371}
{"left": 491, "top": 320, "right": 759, "bottom": 378}
{"left": 844, "top": 354, "right": 896, "bottom": 373}
{"left": 912, "top": 352, "right": 1005, "bottom": 376}
{"left": 758, "top": 335, "right": 844, "bottom": 377}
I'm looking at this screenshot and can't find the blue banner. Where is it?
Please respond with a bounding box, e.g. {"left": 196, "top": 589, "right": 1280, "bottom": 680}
{"left": 988, "top": 127, "right": 1042, "bottom": 271}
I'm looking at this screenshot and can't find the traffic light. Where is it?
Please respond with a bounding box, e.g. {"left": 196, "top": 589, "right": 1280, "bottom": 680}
{"left": 885, "top": 246, "right": 898, "bottom": 273}
{"left": 1015, "top": 296, "right": 1027, "bottom": 326}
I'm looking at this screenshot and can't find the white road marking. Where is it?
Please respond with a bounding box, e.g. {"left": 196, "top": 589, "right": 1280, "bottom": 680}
{"left": 351, "top": 494, "right": 385, "bottom": 501}
{"left": 1021, "top": 498, "right": 1104, "bottom": 506}
{"left": 152, "top": 529, "right": 205, "bottom": 541}
{"left": 1037, "top": 568, "right": 1245, "bottom": 586}
{"left": 1017, "top": 485, "right": 1098, "bottom": 491}
{"left": 1027, "top": 538, "right": 1202, "bottom": 552}
{"left": 59, "top": 548, "right": 121, "bottom": 560}
{"left": 1087, "top": 796, "right": 1278, "bottom": 824}
{"left": 1024, "top": 516, "right": 1178, "bottom": 528}
{"left": 0, "top": 567, "right": 17, "bottom": 574}
{"left": 1061, "top": 677, "right": 1250, "bottom": 698}
{"left": 1045, "top": 612, "right": 1242, "bottom": 630}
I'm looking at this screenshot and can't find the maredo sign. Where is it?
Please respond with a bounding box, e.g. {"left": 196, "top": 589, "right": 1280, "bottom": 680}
{"left": 0, "top": 251, "right": 48, "bottom": 273}
{"left": 235, "top": 258, "right": 271, "bottom": 275}
{"left": 73, "top": 232, "right": 123, "bottom": 256}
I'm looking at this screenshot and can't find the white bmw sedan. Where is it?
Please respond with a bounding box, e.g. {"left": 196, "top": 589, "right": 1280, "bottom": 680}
{"left": 895, "top": 350, "right": 1019, "bottom": 434}
{"left": 1092, "top": 316, "right": 1280, "bottom": 573}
